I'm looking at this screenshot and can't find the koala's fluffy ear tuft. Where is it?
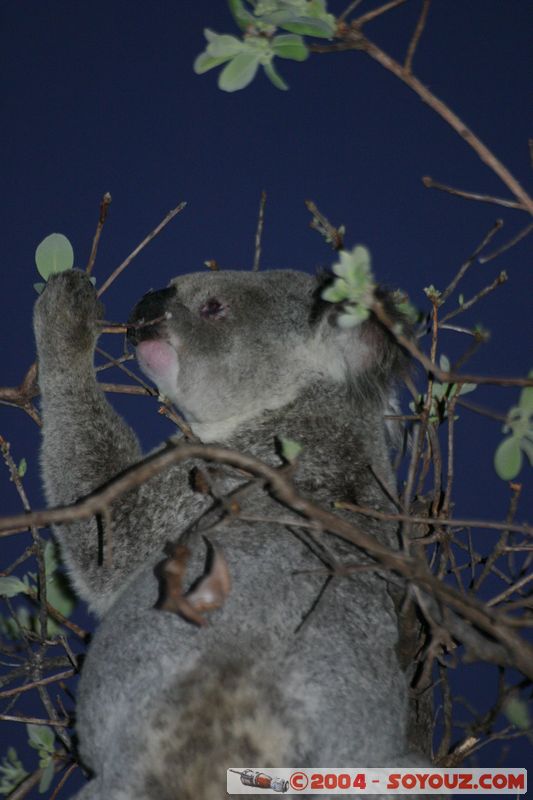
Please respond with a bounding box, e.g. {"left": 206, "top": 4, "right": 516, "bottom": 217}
{"left": 311, "top": 273, "right": 412, "bottom": 405}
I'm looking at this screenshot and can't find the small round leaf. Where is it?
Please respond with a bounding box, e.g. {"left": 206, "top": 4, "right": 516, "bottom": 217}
{"left": 218, "top": 52, "right": 260, "bottom": 92}
{"left": 263, "top": 60, "right": 289, "bottom": 90}
{"left": 35, "top": 233, "right": 74, "bottom": 279}
{"left": 494, "top": 436, "right": 522, "bottom": 480}
{"left": 0, "top": 576, "right": 30, "bottom": 598}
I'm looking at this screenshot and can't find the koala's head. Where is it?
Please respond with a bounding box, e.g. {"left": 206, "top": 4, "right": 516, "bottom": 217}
{"left": 127, "top": 270, "right": 408, "bottom": 439}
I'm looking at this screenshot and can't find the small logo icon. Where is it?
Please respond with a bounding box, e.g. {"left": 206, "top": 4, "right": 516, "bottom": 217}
{"left": 229, "top": 769, "right": 289, "bottom": 793}
{"left": 290, "top": 771, "right": 309, "bottom": 791}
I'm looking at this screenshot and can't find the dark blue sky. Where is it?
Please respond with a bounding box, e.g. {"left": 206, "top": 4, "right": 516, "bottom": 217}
{"left": 1, "top": 1, "right": 532, "bottom": 796}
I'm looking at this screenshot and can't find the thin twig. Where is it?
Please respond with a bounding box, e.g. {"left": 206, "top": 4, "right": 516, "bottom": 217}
{"left": 455, "top": 398, "right": 506, "bottom": 423}
{"left": 6, "top": 766, "right": 48, "bottom": 800}
{"left": 310, "top": 32, "right": 533, "bottom": 214}
{"left": 95, "top": 347, "right": 155, "bottom": 394}
{"left": 422, "top": 177, "right": 527, "bottom": 211}
{"left": 372, "top": 298, "right": 533, "bottom": 387}
{"left": 22, "top": 587, "right": 88, "bottom": 639}
{"left": 479, "top": 221, "right": 533, "bottom": 264}
{"left": 354, "top": 0, "right": 407, "bottom": 27}
{"left": 0, "top": 713, "right": 69, "bottom": 726}
{"left": 86, "top": 192, "right": 112, "bottom": 275}
{"left": 0, "top": 670, "right": 75, "bottom": 700}
{"left": 404, "top": 0, "right": 431, "bottom": 74}
{"left": 0, "top": 363, "right": 41, "bottom": 426}
{"left": 49, "top": 762, "right": 79, "bottom": 800}
{"left": 442, "top": 391, "right": 459, "bottom": 518}
{"left": 338, "top": 0, "right": 365, "bottom": 23}
{"left": 97, "top": 201, "right": 187, "bottom": 297}
{"left": 0, "top": 434, "right": 48, "bottom": 638}
{"left": 487, "top": 572, "right": 533, "bottom": 608}
{"left": 336, "top": 502, "right": 533, "bottom": 538}
{"left": 305, "top": 199, "right": 345, "bottom": 250}
{"left": 440, "top": 271, "right": 508, "bottom": 324}
{"left": 474, "top": 484, "right": 521, "bottom": 592}
{"left": 439, "top": 219, "right": 503, "bottom": 306}
{"left": 252, "top": 190, "right": 267, "bottom": 272}
{"left": 0, "top": 441, "right": 532, "bottom": 676}
{"left": 97, "top": 383, "right": 150, "bottom": 396}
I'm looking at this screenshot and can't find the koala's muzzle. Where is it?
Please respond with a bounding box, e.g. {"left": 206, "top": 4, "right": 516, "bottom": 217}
{"left": 127, "top": 286, "right": 176, "bottom": 345}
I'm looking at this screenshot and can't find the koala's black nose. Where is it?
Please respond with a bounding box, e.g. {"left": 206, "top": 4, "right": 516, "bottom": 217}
{"left": 127, "top": 286, "right": 176, "bottom": 344}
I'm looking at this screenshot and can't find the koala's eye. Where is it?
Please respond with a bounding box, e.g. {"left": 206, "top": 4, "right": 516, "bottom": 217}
{"left": 200, "top": 298, "right": 227, "bottom": 320}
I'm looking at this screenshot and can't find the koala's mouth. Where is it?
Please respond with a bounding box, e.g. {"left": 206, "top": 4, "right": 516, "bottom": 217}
{"left": 135, "top": 339, "right": 177, "bottom": 383}
{"left": 127, "top": 286, "right": 179, "bottom": 393}
{"left": 126, "top": 286, "right": 176, "bottom": 346}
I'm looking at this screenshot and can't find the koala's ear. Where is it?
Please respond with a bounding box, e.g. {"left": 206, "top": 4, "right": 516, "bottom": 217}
{"left": 311, "top": 274, "right": 412, "bottom": 402}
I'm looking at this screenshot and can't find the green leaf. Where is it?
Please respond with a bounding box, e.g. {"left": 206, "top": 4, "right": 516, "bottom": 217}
{"left": 46, "top": 573, "right": 75, "bottom": 622}
{"left": 271, "top": 33, "right": 309, "bottom": 61}
{"left": 520, "top": 437, "right": 533, "bottom": 466}
{"left": 17, "top": 458, "right": 27, "bottom": 477}
{"left": 0, "top": 576, "right": 30, "bottom": 598}
{"left": 263, "top": 60, "right": 289, "bottom": 90}
{"left": 218, "top": 52, "right": 260, "bottom": 91}
{"left": 204, "top": 29, "right": 246, "bottom": 58}
{"left": 431, "top": 383, "right": 447, "bottom": 401}
{"left": 193, "top": 52, "right": 233, "bottom": 75}
{"left": 27, "top": 725, "right": 55, "bottom": 754}
{"left": 227, "top": 0, "right": 256, "bottom": 30}
{"left": 494, "top": 436, "right": 522, "bottom": 480}
{"left": 395, "top": 299, "right": 419, "bottom": 324}
{"left": 322, "top": 246, "right": 375, "bottom": 327}
{"left": 439, "top": 354, "right": 450, "bottom": 373}
{"left": 0, "top": 747, "right": 28, "bottom": 795}
{"left": 277, "top": 16, "right": 335, "bottom": 37}
{"left": 504, "top": 697, "right": 531, "bottom": 730}
{"left": 35, "top": 234, "right": 74, "bottom": 280}
{"left": 42, "top": 541, "right": 75, "bottom": 633}
{"left": 459, "top": 383, "right": 477, "bottom": 395}
{"left": 321, "top": 280, "right": 349, "bottom": 303}
{"left": 38, "top": 759, "right": 55, "bottom": 794}
{"left": 518, "top": 373, "right": 533, "bottom": 412}
{"left": 279, "top": 436, "right": 302, "bottom": 462}
{"left": 43, "top": 540, "right": 59, "bottom": 576}
{"left": 34, "top": 282, "right": 46, "bottom": 294}
{"left": 338, "top": 305, "right": 370, "bottom": 328}
{"left": 332, "top": 245, "right": 372, "bottom": 287}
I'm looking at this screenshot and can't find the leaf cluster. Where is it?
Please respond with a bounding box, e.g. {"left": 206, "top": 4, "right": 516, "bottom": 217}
{"left": 0, "top": 541, "right": 75, "bottom": 638}
{"left": 494, "top": 376, "right": 533, "bottom": 480}
{"left": 321, "top": 245, "right": 375, "bottom": 327}
{"left": 194, "top": 0, "right": 335, "bottom": 91}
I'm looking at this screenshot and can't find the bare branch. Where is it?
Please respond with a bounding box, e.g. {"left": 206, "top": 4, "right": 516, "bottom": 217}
{"left": 252, "top": 190, "right": 267, "bottom": 272}
{"left": 422, "top": 176, "right": 527, "bottom": 211}
{"left": 86, "top": 192, "right": 112, "bottom": 275}
{"left": 436, "top": 219, "right": 503, "bottom": 307}
{"left": 0, "top": 441, "right": 531, "bottom": 677}
{"left": 305, "top": 199, "right": 345, "bottom": 250}
{"left": 338, "top": 0, "right": 365, "bottom": 23}
{"left": 354, "top": 0, "right": 407, "bottom": 27}
{"left": 440, "top": 271, "right": 508, "bottom": 324}
{"left": 97, "top": 201, "right": 187, "bottom": 297}
{"left": 404, "top": 0, "right": 431, "bottom": 74}
{"left": 310, "top": 32, "right": 533, "bottom": 214}
{"left": 479, "top": 221, "right": 533, "bottom": 264}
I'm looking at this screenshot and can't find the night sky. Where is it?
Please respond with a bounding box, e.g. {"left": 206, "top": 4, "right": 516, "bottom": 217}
{"left": 1, "top": 1, "right": 532, "bottom": 797}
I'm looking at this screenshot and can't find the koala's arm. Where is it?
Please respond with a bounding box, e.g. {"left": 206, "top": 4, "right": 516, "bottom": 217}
{"left": 34, "top": 271, "right": 193, "bottom": 612}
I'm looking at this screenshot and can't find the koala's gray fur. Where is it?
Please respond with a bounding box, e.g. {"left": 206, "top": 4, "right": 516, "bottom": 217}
{"left": 34, "top": 267, "right": 424, "bottom": 800}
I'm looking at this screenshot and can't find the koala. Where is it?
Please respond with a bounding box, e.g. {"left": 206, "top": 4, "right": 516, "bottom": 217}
{"left": 33, "top": 267, "right": 423, "bottom": 800}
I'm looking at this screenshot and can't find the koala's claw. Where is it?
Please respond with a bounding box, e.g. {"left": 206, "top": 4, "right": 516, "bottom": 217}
{"left": 34, "top": 269, "right": 104, "bottom": 362}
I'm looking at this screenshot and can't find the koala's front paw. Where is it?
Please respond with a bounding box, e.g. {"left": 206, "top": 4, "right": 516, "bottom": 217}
{"left": 34, "top": 270, "right": 104, "bottom": 365}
